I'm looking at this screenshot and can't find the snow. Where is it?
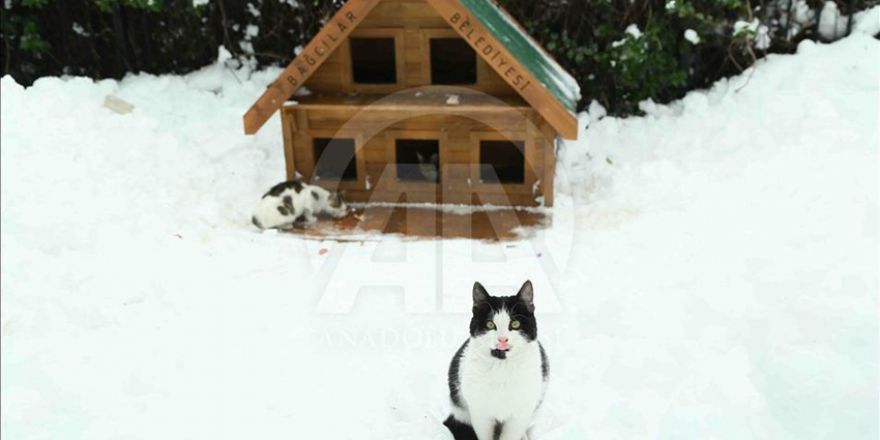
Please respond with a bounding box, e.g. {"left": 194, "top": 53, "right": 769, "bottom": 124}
{"left": 624, "top": 24, "right": 642, "bottom": 39}
{"left": 586, "top": 99, "right": 607, "bottom": 126}
{"left": 2, "top": 34, "right": 878, "bottom": 439}
{"left": 755, "top": 23, "right": 771, "bottom": 49}
{"left": 853, "top": 5, "right": 880, "bottom": 35}
{"left": 818, "top": 1, "right": 849, "bottom": 40}
{"left": 216, "top": 45, "right": 232, "bottom": 64}
{"left": 612, "top": 24, "right": 644, "bottom": 48}
{"left": 793, "top": 0, "right": 816, "bottom": 24}
{"left": 814, "top": 3, "right": 880, "bottom": 41}
{"left": 246, "top": 2, "right": 261, "bottom": 17}
{"left": 245, "top": 24, "right": 260, "bottom": 38}
{"left": 684, "top": 29, "right": 700, "bottom": 44}
{"left": 734, "top": 19, "right": 771, "bottom": 49}
{"left": 734, "top": 18, "right": 760, "bottom": 35}
{"left": 71, "top": 23, "right": 89, "bottom": 37}
{"left": 240, "top": 26, "right": 259, "bottom": 55}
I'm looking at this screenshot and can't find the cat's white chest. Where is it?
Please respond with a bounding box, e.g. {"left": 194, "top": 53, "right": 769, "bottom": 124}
{"left": 459, "top": 343, "right": 545, "bottom": 422}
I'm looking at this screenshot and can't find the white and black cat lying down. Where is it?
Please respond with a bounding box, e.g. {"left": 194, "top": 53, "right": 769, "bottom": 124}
{"left": 251, "top": 179, "right": 348, "bottom": 230}
{"left": 445, "top": 281, "right": 548, "bottom": 440}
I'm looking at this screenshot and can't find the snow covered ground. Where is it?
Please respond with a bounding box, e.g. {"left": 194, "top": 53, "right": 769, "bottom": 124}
{"left": 2, "top": 33, "right": 877, "bottom": 439}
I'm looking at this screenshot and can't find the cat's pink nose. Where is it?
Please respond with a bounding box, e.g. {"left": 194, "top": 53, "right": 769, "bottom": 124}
{"left": 498, "top": 336, "right": 509, "bottom": 343}
{"left": 497, "top": 336, "right": 509, "bottom": 349}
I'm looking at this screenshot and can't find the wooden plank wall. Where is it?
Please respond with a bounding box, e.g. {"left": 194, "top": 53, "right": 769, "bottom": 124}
{"left": 303, "top": 0, "right": 516, "bottom": 96}
{"left": 282, "top": 106, "right": 555, "bottom": 206}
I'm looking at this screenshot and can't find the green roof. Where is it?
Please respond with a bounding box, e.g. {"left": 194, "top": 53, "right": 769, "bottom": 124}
{"left": 459, "top": 0, "right": 581, "bottom": 112}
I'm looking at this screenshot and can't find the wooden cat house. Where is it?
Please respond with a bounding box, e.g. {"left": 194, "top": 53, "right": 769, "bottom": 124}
{"left": 243, "top": 0, "right": 579, "bottom": 209}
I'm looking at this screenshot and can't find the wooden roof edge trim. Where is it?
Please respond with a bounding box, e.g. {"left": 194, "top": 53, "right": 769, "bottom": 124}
{"left": 424, "top": 0, "right": 578, "bottom": 140}
{"left": 242, "top": 0, "right": 381, "bottom": 135}
{"left": 552, "top": 108, "right": 579, "bottom": 140}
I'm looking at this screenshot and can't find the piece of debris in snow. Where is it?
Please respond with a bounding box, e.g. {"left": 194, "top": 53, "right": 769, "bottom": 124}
{"left": 104, "top": 95, "right": 134, "bottom": 114}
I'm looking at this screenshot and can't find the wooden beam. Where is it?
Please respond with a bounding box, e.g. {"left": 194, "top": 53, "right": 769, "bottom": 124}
{"left": 242, "top": 0, "right": 381, "bottom": 135}
{"left": 280, "top": 109, "right": 296, "bottom": 180}
{"left": 423, "top": 0, "right": 578, "bottom": 139}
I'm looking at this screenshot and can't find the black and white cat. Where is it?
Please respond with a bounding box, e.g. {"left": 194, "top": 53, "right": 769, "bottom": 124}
{"left": 445, "top": 281, "right": 548, "bottom": 440}
{"left": 416, "top": 152, "right": 439, "bottom": 182}
{"left": 251, "top": 179, "right": 348, "bottom": 229}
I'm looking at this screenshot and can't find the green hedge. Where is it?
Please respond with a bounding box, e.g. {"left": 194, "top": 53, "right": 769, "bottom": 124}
{"left": 1, "top": 0, "right": 876, "bottom": 115}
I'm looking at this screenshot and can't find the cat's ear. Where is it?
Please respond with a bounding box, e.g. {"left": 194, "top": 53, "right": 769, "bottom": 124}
{"left": 473, "top": 282, "right": 490, "bottom": 305}
{"left": 517, "top": 280, "right": 535, "bottom": 312}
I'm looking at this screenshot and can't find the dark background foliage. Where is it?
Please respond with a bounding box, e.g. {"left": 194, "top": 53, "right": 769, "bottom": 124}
{"left": 1, "top": 0, "right": 876, "bottom": 115}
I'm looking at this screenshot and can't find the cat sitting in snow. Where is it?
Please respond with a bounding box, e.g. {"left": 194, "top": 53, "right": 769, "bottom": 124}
{"left": 445, "top": 281, "right": 548, "bottom": 440}
{"left": 251, "top": 179, "right": 348, "bottom": 229}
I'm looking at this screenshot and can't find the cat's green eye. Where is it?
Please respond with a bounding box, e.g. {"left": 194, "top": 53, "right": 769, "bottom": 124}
{"left": 486, "top": 321, "right": 496, "bottom": 330}
{"left": 510, "top": 320, "right": 521, "bottom": 330}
